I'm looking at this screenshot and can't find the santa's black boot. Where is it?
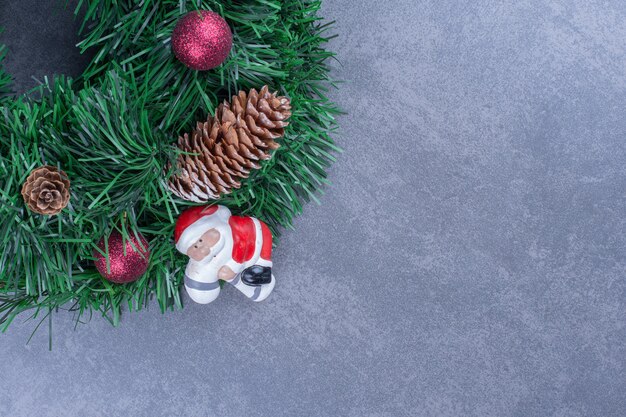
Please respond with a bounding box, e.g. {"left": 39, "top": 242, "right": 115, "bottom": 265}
{"left": 241, "top": 265, "right": 272, "bottom": 286}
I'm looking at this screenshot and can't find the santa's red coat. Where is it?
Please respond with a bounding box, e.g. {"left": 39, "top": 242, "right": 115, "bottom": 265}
{"left": 228, "top": 215, "right": 273, "bottom": 263}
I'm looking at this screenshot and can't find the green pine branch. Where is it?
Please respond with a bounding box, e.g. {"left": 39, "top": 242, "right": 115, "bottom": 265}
{"left": 0, "top": 0, "right": 339, "bottom": 331}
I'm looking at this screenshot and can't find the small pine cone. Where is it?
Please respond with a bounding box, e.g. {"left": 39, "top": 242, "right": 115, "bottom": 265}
{"left": 21, "top": 166, "right": 71, "bottom": 215}
{"left": 168, "top": 85, "right": 291, "bottom": 202}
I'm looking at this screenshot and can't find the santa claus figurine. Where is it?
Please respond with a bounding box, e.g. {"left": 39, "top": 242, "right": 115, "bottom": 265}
{"left": 174, "top": 205, "right": 276, "bottom": 304}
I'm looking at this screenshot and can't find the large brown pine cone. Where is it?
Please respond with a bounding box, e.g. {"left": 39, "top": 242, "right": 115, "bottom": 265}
{"left": 168, "top": 86, "right": 291, "bottom": 202}
{"left": 21, "top": 166, "right": 71, "bottom": 215}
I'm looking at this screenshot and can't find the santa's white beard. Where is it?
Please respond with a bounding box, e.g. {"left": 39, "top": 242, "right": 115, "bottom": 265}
{"left": 191, "top": 255, "right": 216, "bottom": 267}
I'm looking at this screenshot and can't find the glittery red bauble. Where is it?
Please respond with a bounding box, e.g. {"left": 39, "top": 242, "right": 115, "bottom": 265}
{"left": 94, "top": 230, "right": 150, "bottom": 284}
{"left": 171, "top": 11, "right": 233, "bottom": 71}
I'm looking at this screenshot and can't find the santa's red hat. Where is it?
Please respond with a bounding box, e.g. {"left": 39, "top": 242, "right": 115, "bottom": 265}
{"left": 174, "top": 205, "right": 231, "bottom": 253}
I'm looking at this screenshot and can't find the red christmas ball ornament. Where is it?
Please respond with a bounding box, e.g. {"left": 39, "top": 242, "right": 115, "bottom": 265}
{"left": 171, "top": 10, "right": 233, "bottom": 71}
{"left": 94, "top": 230, "right": 150, "bottom": 284}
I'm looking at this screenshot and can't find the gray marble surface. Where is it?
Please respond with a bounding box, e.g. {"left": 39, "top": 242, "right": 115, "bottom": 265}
{"left": 1, "top": 1, "right": 625, "bottom": 416}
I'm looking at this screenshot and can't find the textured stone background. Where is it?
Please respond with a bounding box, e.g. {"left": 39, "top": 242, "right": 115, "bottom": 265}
{"left": 1, "top": 1, "right": 625, "bottom": 416}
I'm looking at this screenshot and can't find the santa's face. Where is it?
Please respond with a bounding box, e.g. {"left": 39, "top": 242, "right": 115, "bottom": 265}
{"left": 186, "top": 228, "right": 221, "bottom": 261}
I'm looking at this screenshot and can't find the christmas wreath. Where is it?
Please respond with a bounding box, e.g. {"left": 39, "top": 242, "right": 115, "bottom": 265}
{"left": 0, "top": 1, "right": 338, "bottom": 331}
